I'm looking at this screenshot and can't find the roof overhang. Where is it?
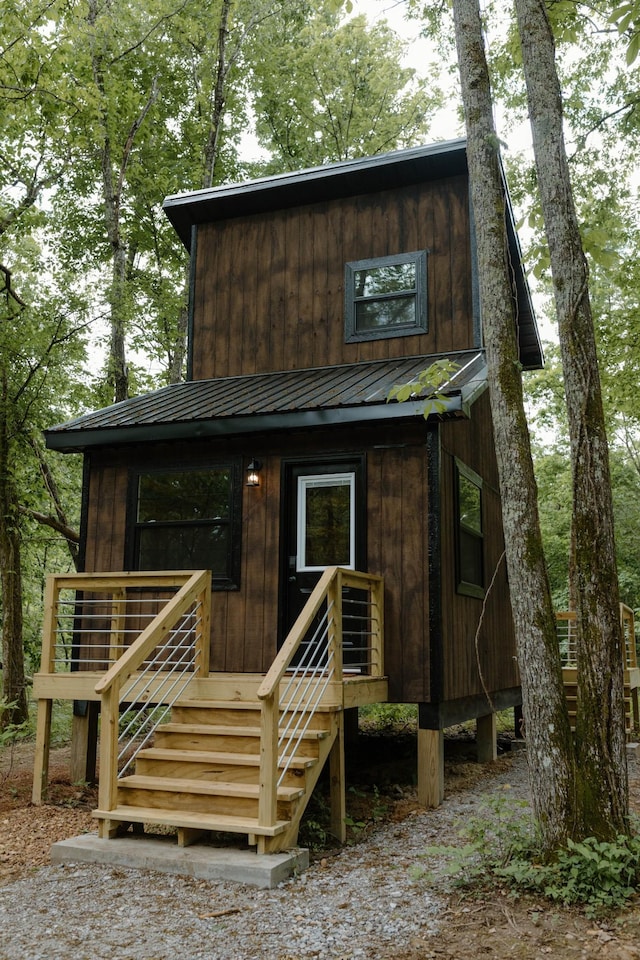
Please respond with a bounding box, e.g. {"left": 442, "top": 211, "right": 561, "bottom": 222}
{"left": 45, "top": 351, "right": 488, "bottom": 453}
{"left": 164, "top": 140, "right": 469, "bottom": 251}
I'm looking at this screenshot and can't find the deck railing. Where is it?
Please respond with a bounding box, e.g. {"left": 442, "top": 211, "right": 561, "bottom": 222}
{"left": 256, "top": 567, "right": 384, "bottom": 829}
{"left": 556, "top": 603, "right": 638, "bottom": 669}
{"left": 556, "top": 603, "right": 639, "bottom": 733}
{"left": 32, "top": 570, "right": 211, "bottom": 804}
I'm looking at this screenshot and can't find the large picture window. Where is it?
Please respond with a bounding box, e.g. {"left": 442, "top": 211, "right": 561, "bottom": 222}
{"left": 455, "top": 460, "right": 484, "bottom": 598}
{"left": 130, "top": 464, "right": 241, "bottom": 588}
{"left": 344, "top": 250, "right": 427, "bottom": 342}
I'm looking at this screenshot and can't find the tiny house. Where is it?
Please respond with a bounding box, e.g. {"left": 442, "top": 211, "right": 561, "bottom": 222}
{"left": 33, "top": 140, "right": 542, "bottom": 851}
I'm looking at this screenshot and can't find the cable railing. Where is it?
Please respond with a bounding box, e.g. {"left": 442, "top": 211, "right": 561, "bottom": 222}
{"left": 556, "top": 604, "right": 638, "bottom": 670}
{"left": 33, "top": 570, "right": 211, "bottom": 808}
{"left": 93, "top": 570, "right": 211, "bottom": 816}
{"left": 116, "top": 602, "right": 205, "bottom": 778}
{"left": 256, "top": 567, "right": 384, "bottom": 829}
{"left": 556, "top": 611, "right": 578, "bottom": 668}
{"left": 38, "top": 572, "right": 208, "bottom": 677}
{"left": 555, "top": 603, "right": 640, "bottom": 733}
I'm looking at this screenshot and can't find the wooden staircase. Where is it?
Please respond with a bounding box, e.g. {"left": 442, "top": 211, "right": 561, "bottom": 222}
{"left": 28, "top": 566, "right": 384, "bottom": 852}
{"left": 93, "top": 695, "right": 341, "bottom": 853}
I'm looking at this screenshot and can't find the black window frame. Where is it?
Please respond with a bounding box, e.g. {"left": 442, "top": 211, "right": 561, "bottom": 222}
{"left": 344, "top": 250, "right": 428, "bottom": 343}
{"left": 454, "top": 459, "right": 485, "bottom": 599}
{"left": 126, "top": 460, "right": 242, "bottom": 590}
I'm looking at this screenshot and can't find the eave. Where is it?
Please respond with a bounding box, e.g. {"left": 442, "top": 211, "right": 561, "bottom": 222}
{"left": 45, "top": 351, "right": 487, "bottom": 454}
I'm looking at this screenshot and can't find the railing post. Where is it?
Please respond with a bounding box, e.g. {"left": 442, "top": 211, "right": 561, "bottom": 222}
{"left": 40, "top": 575, "right": 58, "bottom": 674}
{"left": 97, "top": 678, "right": 121, "bottom": 818}
{"left": 108, "top": 588, "right": 127, "bottom": 664}
{"left": 327, "top": 569, "right": 343, "bottom": 681}
{"left": 32, "top": 576, "right": 59, "bottom": 804}
{"left": 370, "top": 576, "right": 384, "bottom": 677}
{"left": 258, "top": 691, "right": 279, "bottom": 828}
{"left": 196, "top": 576, "right": 211, "bottom": 677}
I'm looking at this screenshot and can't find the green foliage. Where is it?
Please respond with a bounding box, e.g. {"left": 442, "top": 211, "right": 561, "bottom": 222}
{"left": 0, "top": 699, "right": 30, "bottom": 747}
{"left": 359, "top": 702, "right": 417, "bottom": 731}
{"left": 252, "top": 8, "right": 442, "bottom": 169}
{"left": 387, "top": 359, "right": 460, "bottom": 418}
{"left": 498, "top": 831, "right": 640, "bottom": 915}
{"left": 609, "top": 3, "right": 640, "bottom": 64}
{"left": 418, "top": 794, "right": 640, "bottom": 916}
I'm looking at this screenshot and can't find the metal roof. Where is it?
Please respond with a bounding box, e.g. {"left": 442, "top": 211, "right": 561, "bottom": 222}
{"left": 45, "top": 351, "right": 488, "bottom": 453}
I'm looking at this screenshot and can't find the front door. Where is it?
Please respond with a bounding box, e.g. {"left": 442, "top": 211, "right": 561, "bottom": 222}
{"left": 281, "top": 458, "right": 366, "bottom": 645}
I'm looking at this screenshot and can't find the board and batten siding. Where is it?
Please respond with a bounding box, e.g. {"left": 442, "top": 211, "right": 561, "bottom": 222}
{"left": 438, "top": 390, "right": 519, "bottom": 704}
{"left": 80, "top": 424, "right": 434, "bottom": 701}
{"left": 191, "top": 177, "right": 474, "bottom": 380}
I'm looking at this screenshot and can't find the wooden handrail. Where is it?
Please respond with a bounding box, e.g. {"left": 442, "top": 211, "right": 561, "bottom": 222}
{"left": 257, "top": 567, "right": 336, "bottom": 701}
{"left": 94, "top": 569, "right": 210, "bottom": 695}
{"left": 257, "top": 566, "right": 384, "bottom": 830}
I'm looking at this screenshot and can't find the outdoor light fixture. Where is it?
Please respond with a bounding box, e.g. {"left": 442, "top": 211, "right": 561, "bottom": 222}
{"left": 246, "top": 459, "right": 262, "bottom": 487}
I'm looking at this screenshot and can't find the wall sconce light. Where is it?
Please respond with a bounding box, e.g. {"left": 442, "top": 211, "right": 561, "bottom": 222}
{"left": 246, "top": 459, "right": 262, "bottom": 487}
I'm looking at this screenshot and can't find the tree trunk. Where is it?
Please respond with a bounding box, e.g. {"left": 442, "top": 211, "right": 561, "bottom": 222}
{"left": 0, "top": 372, "right": 28, "bottom": 728}
{"left": 452, "top": 0, "right": 577, "bottom": 853}
{"left": 514, "top": 0, "right": 628, "bottom": 838}
{"left": 203, "top": 0, "right": 232, "bottom": 190}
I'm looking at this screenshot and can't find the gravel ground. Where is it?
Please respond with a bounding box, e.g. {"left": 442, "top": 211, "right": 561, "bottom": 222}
{"left": 0, "top": 756, "right": 528, "bottom": 960}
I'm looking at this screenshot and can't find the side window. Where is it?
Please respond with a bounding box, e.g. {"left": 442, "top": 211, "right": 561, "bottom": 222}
{"left": 344, "top": 250, "right": 427, "bottom": 342}
{"left": 130, "top": 464, "right": 241, "bottom": 589}
{"left": 455, "top": 460, "right": 484, "bottom": 598}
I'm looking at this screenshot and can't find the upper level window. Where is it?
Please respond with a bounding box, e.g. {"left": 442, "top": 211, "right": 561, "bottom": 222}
{"left": 345, "top": 250, "right": 427, "bottom": 342}
{"left": 455, "top": 460, "right": 484, "bottom": 598}
{"left": 130, "top": 464, "right": 241, "bottom": 589}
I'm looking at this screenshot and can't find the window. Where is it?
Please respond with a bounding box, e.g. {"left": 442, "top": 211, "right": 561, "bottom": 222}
{"left": 344, "top": 250, "right": 427, "bottom": 342}
{"left": 455, "top": 460, "right": 484, "bottom": 597}
{"left": 296, "top": 473, "right": 356, "bottom": 572}
{"left": 130, "top": 464, "right": 241, "bottom": 588}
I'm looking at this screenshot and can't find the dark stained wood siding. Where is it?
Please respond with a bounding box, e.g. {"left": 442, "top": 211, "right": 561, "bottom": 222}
{"left": 191, "top": 177, "right": 474, "bottom": 380}
{"left": 81, "top": 423, "right": 434, "bottom": 699}
{"left": 438, "top": 390, "right": 519, "bottom": 704}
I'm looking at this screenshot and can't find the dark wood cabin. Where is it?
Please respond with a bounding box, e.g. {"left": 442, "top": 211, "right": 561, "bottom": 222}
{"left": 38, "top": 140, "right": 542, "bottom": 843}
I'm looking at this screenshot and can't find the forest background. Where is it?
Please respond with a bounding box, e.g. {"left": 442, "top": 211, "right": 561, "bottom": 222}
{"left": 1, "top": 0, "right": 639, "bottom": 723}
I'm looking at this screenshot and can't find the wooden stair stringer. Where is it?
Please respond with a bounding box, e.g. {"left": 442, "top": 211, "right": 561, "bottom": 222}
{"left": 259, "top": 709, "right": 341, "bottom": 854}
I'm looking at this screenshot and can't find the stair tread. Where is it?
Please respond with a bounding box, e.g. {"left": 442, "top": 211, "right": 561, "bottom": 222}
{"left": 137, "top": 747, "right": 315, "bottom": 769}
{"left": 118, "top": 774, "right": 304, "bottom": 800}
{"left": 174, "top": 698, "right": 337, "bottom": 713}
{"left": 174, "top": 699, "right": 260, "bottom": 710}
{"left": 158, "top": 722, "right": 329, "bottom": 739}
{"left": 93, "top": 806, "right": 289, "bottom": 837}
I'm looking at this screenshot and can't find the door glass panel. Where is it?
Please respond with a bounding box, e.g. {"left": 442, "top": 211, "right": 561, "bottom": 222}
{"left": 297, "top": 473, "right": 355, "bottom": 571}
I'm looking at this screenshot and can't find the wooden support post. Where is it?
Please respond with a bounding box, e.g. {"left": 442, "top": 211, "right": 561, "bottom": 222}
{"left": 98, "top": 818, "right": 124, "bottom": 839}
{"left": 70, "top": 702, "right": 99, "bottom": 784}
{"left": 329, "top": 713, "right": 346, "bottom": 843}
{"left": 258, "top": 693, "right": 278, "bottom": 829}
{"left": 177, "top": 827, "right": 206, "bottom": 848}
{"left": 32, "top": 699, "right": 53, "bottom": 804}
{"left": 417, "top": 728, "right": 444, "bottom": 808}
{"left": 476, "top": 712, "right": 497, "bottom": 764}
{"left": 97, "top": 683, "right": 120, "bottom": 815}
